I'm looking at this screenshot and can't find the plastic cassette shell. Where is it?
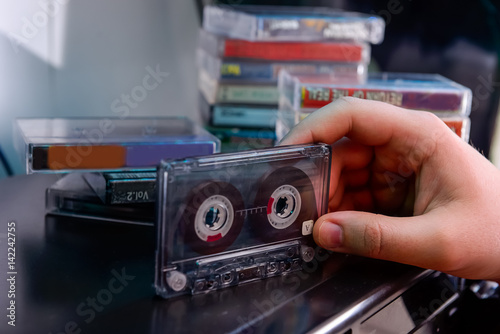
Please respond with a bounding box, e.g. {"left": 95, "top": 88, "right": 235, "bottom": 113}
{"left": 203, "top": 5, "right": 385, "bottom": 44}
{"left": 279, "top": 71, "right": 473, "bottom": 116}
{"left": 276, "top": 98, "right": 472, "bottom": 143}
{"left": 440, "top": 114, "right": 471, "bottom": 142}
{"left": 205, "top": 125, "right": 277, "bottom": 151}
{"left": 46, "top": 173, "right": 155, "bottom": 226}
{"left": 198, "top": 29, "right": 371, "bottom": 63}
{"left": 84, "top": 171, "right": 157, "bottom": 205}
{"left": 199, "top": 69, "right": 279, "bottom": 105}
{"left": 155, "top": 144, "right": 331, "bottom": 298}
{"left": 14, "top": 117, "right": 221, "bottom": 174}
{"left": 196, "top": 47, "right": 368, "bottom": 84}
{"left": 199, "top": 93, "right": 278, "bottom": 129}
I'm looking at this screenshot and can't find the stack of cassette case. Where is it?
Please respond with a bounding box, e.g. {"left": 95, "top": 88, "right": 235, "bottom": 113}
{"left": 198, "top": 5, "right": 386, "bottom": 151}
{"left": 276, "top": 71, "right": 473, "bottom": 142}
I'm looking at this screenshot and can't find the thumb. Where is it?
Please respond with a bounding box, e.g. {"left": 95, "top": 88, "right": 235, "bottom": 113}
{"left": 314, "top": 211, "right": 443, "bottom": 269}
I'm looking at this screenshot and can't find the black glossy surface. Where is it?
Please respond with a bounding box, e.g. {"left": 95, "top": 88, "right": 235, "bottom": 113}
{"left": 0, "top": 174, "right": 430, "bottom": 334}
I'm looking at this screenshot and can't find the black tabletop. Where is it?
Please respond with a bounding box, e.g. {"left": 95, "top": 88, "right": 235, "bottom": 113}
{"left": 0, "top": 174, "right": 446, "bottom": 334}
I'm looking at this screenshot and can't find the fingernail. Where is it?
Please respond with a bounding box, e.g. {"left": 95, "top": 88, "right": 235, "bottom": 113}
{"left": 319, "top": 222, "right": 343, "bottom": 249}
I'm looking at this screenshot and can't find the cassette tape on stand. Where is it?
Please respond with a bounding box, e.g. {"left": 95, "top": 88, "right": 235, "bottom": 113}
{"left": 155, "top": 144, "right": 331, "bottom": 298}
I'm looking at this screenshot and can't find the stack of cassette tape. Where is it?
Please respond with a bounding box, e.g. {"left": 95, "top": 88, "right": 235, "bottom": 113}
{"left": 15, "top": 115, "right": 335, "bottom": 298}
{"left": 198, "top": 5, "right": 386, "bottom": 151}
{"left": 14, "top": 117, "right": 221, "bottom": 225}
{"left": 276, "top": 71, "right": 473, "bottom": 142}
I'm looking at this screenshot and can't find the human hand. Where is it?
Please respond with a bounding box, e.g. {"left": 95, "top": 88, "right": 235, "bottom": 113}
{"left": 280, "top": 97, "right": 500, "bottom": 282}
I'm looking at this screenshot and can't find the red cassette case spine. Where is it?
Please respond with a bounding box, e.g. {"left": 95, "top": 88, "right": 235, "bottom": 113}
{"left": 223, "top": 40, "right": 364, "bottom": 62}
{"left": 300, "top": 87, "right": 464, "bottom": 112}
{"left": 443, "top": 120, "right": 463, "bottom": 138}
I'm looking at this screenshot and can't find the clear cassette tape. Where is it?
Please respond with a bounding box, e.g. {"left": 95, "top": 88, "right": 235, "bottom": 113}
{"left": 440, "top": 114, "right": 471, "bottom": 142}
{"left": 199, "top": 69, "right": 279, "bottom": 105}
{"left": 276, "top": 100, "right": 472, "bottom": 142}
{"left": 14, "top": 117, "right": 220, "bottom": 173}
{"left": 199, "top": 93, "right": 278, "bottom": 129}
{"left": 155, "top": 144, "right": 331, "bottom": 298}
{"left": 204, "top": 125, "right": 277, "bottom": 153}
{"left": 83, "top": 171, "right": 157, "bottom": 205}
{"left": 196, "top": 47, "right": 368, "bottom": 84}
{"left": 279, "top": 71, "right": 473, "bottom": 116}
{"left": 46, "top": 173, "right": 155, "bottom": 225}
{"left": 203, "top": 5, "right": 385, "bottom": 44}
{"left": 198, "top": 28, "right": 371, "bottom": 63}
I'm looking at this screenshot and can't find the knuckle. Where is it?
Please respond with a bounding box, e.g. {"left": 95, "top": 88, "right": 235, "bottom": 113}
{"left": 405, "top": 113, "right": 443, "bottom": 168}
{"left": 335, "top": 96, "right": 358, "bottom": 109}
{"left": 362, "top": 218, "right": 384, "bottom": 258}
{"left": 420, "top": 112, "right": 449, "bottom": 144}
{"left": 420, "top": 110, "right": 441, "bottom": 124}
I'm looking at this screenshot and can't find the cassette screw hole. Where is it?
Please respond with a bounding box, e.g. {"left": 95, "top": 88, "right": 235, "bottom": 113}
{"left": 206, "top": 280, "right": 216, "bottom": 289}
{"left": 301, "top": 246, "right": 315, "bottom": 263}
{"left": 286, "top": 247, "right": 296, "bottom": 257}
{"left": 166, "top": 271, "right": 187, "bottom": 292}
{"left": 222, "top": 273, "right": 232, "bottom": 283}
{"left": 194, "top": 281, "right": 205, "bottom": 291}
{"left": 284, "top": 262, "right": 292, "bottom": 271}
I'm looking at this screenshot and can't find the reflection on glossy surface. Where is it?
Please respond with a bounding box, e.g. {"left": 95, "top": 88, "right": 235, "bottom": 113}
{"left": 0, "top": 174, "right": 469, "bottom": 334}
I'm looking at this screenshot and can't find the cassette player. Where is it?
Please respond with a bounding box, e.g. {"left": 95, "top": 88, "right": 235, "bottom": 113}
{"left": 155, "top": 144, "right": 331, "bottom": 298}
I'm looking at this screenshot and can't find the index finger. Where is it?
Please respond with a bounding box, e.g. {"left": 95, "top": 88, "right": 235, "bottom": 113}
{"left": 279, "top": 97, "right": 448, "bottom": 149}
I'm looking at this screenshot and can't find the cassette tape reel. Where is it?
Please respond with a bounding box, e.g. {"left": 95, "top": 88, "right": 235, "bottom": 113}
{"left": 182, "top": 181, "right": 245, "bottom": 254}
{"left": 155, "top": 144, "right": 331, "bottom": 298}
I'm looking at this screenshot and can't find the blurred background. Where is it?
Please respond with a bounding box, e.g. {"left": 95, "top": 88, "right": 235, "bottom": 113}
{"left": 1, "top": 0, "right": 499, "bottom": 177}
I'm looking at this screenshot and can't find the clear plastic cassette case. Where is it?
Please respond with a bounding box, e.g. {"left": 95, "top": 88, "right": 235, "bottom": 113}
{"left": 276, "top": 101, "right": 472, "bottom": 142}
{"left": 199, "top": 93, "right": 278, "bottom": 130}
{"left": 46, "top": 173, "right": 155, "bottom": 225}
{"left": 203, "top": 5, "right": 385, "bottom": 44}
{"left": 198, "top": 29, "right": 371, "bottom": 63}
{"left": 279, "top": 71, "right": 473, "bottom": 116}
{"left": 199, "top": 69, "right": 280, "bottom": 105}
{"left": 14, "top": 117, "right": 220, "bottom": 174}
{"left": 155, "top": 144, "right": 331, "bottom": 298}
{"left": 440, "top": 115, "right": 471, "bottom": 142}
{"left": 196, "top": 47, "right": 368, "bottom": 84}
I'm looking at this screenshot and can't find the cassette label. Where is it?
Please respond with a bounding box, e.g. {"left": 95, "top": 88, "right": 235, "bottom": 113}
{"left": 203, "top": 5, "right": 385, "bottom": 44}
{"left": 102, "top": 172, "right": 157, "bottom": 204}
{"left": 301, "top": 86, "right": 461, "bottom": 111}
{"left": 279, "top": 72, "right": 473, "bottom": 114}
{"left": 212, "top": 105, "right": 278, "bottom": 129}
{"left": 441, "top": 115, "right": 471, "bottom": 142}
{"left": 204, "top": 125, "right": 277, "bottom": 151}
{"left": 197, "top": 48, "right": 367, "bottom": 84}
{"left": 199, "top": 29, "right": 370, "bottom": 63}
{"left": 199, "top": 69, "right": 279, "bottom": 105}
{"left": 155, "top": 144, "right": 331, "bottom": 298}
{"left": 46, "top": 173, "right": 155, "bottom": 225}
